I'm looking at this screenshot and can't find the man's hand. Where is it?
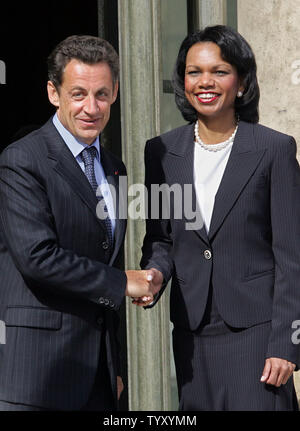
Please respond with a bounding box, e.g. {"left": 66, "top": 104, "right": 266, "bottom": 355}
{"left": 132, "top": 268, "right": 164, "bottom": 306}
{"left": 260, "top": 357, "right": 296, "bottom": 386}
{"left": 125, "top": 270, "right": 154, "bottom": 299}
{"left": 117, "top": 376, "right": 124, "bottom": 400}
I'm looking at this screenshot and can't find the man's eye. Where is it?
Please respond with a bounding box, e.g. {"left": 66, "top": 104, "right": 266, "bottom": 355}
{"left": 73, "top": 93, "right": 84, "bottom": 99}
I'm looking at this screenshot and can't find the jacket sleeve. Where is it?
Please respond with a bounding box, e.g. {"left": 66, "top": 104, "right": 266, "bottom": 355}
{"left": 140, "top": 139, "right": 174, "bottom": 307}
{"left": 266, "top": 137, "right": 300, "bottom": 367}
{"left": 0, "top": 144, "right": 127, "bottom": 310}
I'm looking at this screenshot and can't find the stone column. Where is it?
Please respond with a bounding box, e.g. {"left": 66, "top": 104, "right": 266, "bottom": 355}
{"left": 118, "top": 0, "right": 171, "bottom": 411}
{"left": 196, "top": 0, "right": 227, "bottom": 28}
{"left": 238, "top": 0, "right": 300, "bottom": 401}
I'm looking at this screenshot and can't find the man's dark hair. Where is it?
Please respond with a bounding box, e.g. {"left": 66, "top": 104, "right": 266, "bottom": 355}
{"left": 47, "top": 35, "right": 119, "bottom": 90}
{"left": 172, "top": 25, "right": 260, "bottom": 123}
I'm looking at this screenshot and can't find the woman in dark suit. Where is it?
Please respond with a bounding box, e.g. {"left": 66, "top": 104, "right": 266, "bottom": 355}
{"left": 139, "top": 26, "right": 300, "bottom": 410}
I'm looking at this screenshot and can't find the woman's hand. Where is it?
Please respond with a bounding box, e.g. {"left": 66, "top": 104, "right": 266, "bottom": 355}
{"left": 260, "top": 357, "right": 296, "bottom": 386}
{"left": 131, "top": 268, "right": 164, "bottom": 306}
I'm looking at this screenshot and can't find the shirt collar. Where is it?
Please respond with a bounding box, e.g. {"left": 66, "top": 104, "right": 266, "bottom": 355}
{"left": 52, "top": 113, "right": 101, "bottom": 161}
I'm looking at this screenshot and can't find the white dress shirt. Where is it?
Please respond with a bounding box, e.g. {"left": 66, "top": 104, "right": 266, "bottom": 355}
{"left": 194, "top": 140, "right": 233, "bottom": 233}
{"left": 52, "top": 113, "right": 116, "bottom": 233}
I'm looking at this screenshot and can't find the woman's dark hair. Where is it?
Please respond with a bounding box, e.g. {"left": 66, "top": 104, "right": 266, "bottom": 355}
{"left": 47, "top": 35, "right": 119, "bottom": 90}
{"left": 172, "top": 25, "right": 260, "bottom": 123}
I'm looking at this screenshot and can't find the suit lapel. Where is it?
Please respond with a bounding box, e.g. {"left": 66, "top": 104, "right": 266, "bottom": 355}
{"left": 208, "top": 121, "right": 266, "bottom": 240}
{"left": 100, "top": 147, "right": 127, "bottom": 262}
{"left": 165, "top": 121, "right": 266, "bottom": 244}
{"left": 43, "top": 119, "right": 116, "bottom": 240}
{"left": 165, "top": 124, "right": 209, "bottom": 245}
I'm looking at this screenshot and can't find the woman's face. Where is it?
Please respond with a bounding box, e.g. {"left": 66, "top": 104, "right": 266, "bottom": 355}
{"left": 184, "top": 42, "right": 244, "bottom": 121}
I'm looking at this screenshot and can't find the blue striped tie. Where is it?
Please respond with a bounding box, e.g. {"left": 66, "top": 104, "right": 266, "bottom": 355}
{"left": 80, "top": 146, "right": 113, "bottom": 246}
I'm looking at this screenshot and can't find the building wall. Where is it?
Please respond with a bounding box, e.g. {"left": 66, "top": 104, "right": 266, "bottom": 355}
{"left": 238, "top": 0, "right": 300, "bottom": 161}
{"left": 238, "top": 0, "right": 300, "bottom": 400}
{"left": 118, "top": 0, "right": 300, "bottom": 410}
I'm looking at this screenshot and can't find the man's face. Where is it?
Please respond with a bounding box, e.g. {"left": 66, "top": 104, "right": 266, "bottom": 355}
{"left": 47, "top": 59, "right": 118, "bottom": 145}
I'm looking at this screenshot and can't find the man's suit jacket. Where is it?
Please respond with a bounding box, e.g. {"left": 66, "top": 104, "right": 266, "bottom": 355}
{"left": 0, "top": 118, "right": 127, "bottom": 410}
{"left": 141, "top": 120, "right": 300, "bottom": 367}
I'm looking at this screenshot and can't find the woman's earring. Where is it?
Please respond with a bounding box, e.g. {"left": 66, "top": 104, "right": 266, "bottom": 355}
{"left": 237, "top": 91, "right": 243, "bottom": 98}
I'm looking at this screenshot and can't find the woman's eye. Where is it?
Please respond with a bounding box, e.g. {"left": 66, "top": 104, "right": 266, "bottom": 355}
{"left": 216, "top": 70, "right": 228, "bottom": 75}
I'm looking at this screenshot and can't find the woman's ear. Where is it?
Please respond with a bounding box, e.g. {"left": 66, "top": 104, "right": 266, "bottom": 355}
{"left": 237, "top": 78, "right": 245, "bottom": 98}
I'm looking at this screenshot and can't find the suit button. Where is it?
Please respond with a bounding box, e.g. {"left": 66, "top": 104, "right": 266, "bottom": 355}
{"left": 104, "top": 299, "right": 109, "bottom": 306}
{"left": 204, "top": 250, "right": 212, "bottom": 260}
{"left": 109, "top": 301, "right": 115, "bottom": 308}
{"left": 102, "top": 241, "right": 109, "bottom": 250}
{"left": 99, "top": 297, "right": 105, "bottom": 304}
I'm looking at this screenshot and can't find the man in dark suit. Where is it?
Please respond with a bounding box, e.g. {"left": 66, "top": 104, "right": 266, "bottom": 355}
{"left": 0, "top": 35, "right": 155, "bottom": 411}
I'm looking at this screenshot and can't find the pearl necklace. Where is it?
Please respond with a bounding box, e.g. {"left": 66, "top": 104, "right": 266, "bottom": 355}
{"left": 194, "top": 121, "right": 238, "bottom": 152}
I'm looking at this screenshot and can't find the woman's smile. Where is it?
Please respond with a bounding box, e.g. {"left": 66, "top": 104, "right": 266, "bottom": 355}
{"left": 184, "top": 42, "right": 244, "bottom": 120}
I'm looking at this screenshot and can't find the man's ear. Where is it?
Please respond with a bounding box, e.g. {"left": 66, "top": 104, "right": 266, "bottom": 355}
{"left": 112, "top": 81, "right": 119, "bottom": 104}
{"left": 47, "top": 81, "right": 60, "bottom": 108}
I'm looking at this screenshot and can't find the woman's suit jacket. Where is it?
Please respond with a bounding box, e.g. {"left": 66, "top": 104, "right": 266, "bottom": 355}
{"left": 141, "top": 120, "right": 300, "bottom": 367}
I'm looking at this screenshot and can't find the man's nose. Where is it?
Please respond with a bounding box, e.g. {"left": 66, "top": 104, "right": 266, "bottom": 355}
{"left": 84, "top": 95, "right": 100, "bottom": 115}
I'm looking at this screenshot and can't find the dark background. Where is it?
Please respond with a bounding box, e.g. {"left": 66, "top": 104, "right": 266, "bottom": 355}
{"left": 0, "top": 0, "right": 128, "bottom": 410}
{"left": 0, "top": 0, "right": 121, "bottom": 155}
{"left": 0, "top": 1, "right": 98, "bottom": 149}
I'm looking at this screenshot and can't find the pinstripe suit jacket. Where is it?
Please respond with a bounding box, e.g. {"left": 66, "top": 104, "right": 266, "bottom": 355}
{"left": 141, "top": 120, "right": 300, "bottom": 367}
{"left": 0, "top": 118, "right": 127, "bottom": 410}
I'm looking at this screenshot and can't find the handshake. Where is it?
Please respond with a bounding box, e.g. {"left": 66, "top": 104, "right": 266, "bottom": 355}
{"left": 125, "top": 268, "right": 164, "bottom": 306}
